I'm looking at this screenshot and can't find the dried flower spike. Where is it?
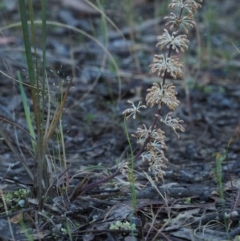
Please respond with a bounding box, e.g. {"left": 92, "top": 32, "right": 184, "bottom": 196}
{"left": 122, "top": 0, "right": 202, "bottom": 181}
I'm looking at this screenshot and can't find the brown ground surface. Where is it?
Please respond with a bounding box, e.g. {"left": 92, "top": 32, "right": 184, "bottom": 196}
{"left": 0, "top": 1, "right": 240, "bottom": 240}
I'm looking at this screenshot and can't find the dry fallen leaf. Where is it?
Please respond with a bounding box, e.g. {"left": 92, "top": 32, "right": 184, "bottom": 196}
{"left": 10, "top": 213, "right": 23, "bottom": 224}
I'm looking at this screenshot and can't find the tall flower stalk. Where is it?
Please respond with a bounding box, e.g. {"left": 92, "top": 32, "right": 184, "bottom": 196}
{"left": 70, "top": 0, "right": 203, "bottom": 199}
{"left": 122, "top": 0, "right": 202, "bottom": 180}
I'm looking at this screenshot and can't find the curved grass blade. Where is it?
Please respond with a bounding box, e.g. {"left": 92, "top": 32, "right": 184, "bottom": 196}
{"left": 17, "top": 71, "right": 36, "bottom": 152}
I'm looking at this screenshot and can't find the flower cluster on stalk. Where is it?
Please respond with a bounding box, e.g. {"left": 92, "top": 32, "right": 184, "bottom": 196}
{"left": 121, "top": 0, "right": 202, "bottom": 180}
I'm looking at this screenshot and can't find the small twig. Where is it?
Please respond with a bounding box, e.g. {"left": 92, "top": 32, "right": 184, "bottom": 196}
{"left": 0, "top": 207, "right": 34, "bottom": 219}
{"left": 70, "top": 170, "right": 120, "bottom": 201}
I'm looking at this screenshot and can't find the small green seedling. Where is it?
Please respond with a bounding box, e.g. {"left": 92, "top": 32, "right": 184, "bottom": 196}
{"left": 1, "top": 189, "right": 29, "bottom": 211}
{"left": 110, "top": 220, "right": 137, "bottom": 234}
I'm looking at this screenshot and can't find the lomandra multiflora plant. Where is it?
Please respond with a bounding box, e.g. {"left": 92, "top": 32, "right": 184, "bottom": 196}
{"left": 122, "top": 0, "right": 202, "bottom": 180}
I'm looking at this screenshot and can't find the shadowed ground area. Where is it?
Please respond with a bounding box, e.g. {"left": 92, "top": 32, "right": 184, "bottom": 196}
{"left": 0, "top": 0, "right": 240, "bottom": 240}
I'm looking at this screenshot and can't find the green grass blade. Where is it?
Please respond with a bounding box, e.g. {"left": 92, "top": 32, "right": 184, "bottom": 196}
{"left": 124, "top": 115, "right": 137, "bottom": 210}
{"left": 17, "top": 71, "right": 36, "bottom": 152}
{"left": 28, "top": 0, "right": 36, "bottom": 57}
{"left": 41, "top": 0, "right": 47, "bottom": 118}
{"left": 18, "top": 0, "right": 35, "bottom": 87}
{"left": 41, "top": 0, "right": 47, "bottom": 73}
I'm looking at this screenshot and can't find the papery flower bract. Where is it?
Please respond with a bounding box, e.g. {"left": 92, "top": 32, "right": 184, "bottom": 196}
{"left": 160, "top": 112, "right": 185, "bottom": 138}
{"left": 170, "top": 33, "right": 189, "bottom": 52}
{"left": 122, "top": 100, "right": 146, "bottom": 120}
{"left": 135, "top": 126, "right": 168, "bottom": 180}
{"left": 141, "top": 150, "right": 168, "bottom": 180}
{"left": 148, "top": 150, "right": 168, "bottom": 180}
{"left": 161, "top": 83, "right": 180, "bottom": 110}
{"left": 141, "top": 151, "right": 153, "bottom": 162}
{"left": 183, "top": 0, "right": 202, "bottom": 13}
{"left": 156, "top": 29, "right": 174, "bottom": 50}
{"left": 166, "top": 55, "right": 183, "bottom": 79}
{"left": 150, "top": 54, "right": 183, "bottom": 79}
{"left": 132, "top": 124, "right": 152, "bottom": 145}
{"left": 170, "top": 14, "right": 195, "bottom": 33}
{"left": 118, "top": 161, "right": 129, "bottom": 177}
{"left": 146, "top": 83, "right": 180, "bottom": 110}
{"left": 143, "top": 129, "right": 167, "bottom": 151}
{"left": 151, "top": 163, "right": 168, "bottom": 181}
{"left": 147, "top": 139, "right": 167, "bottom": 152}
{"left": 151, "top": 128, "right": 166, "bottom": 144}
{"left": 145, "top": 83, "right": 163, "bottom": 108}
{"left": 149, "top": 54, "right": 167, "bottom": 77}
{"left": 169, "top": 0, "right": 202, "bottom": 13}
{"left": 157, "top": 29, "right": 189, "bottom": 53}
{"left": 169, "top": 0, "right": 186, "bottom": 9}
{"left": 164, "top": 12, "right": 195, "bottom": 33}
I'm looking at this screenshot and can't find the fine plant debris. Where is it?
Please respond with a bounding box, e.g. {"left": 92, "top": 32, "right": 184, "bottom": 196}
{"left": 0, "top": 0, "right": 240, "bottom": 240}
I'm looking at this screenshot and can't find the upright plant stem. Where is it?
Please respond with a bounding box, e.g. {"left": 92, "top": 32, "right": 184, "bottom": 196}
{"left": 18, "top": 0, "right": 49, "bottom": 210}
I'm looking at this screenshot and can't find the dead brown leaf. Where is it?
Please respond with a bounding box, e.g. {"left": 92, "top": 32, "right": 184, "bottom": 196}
{"left": 10, "top": 213, "right": 23, "bottom": 224}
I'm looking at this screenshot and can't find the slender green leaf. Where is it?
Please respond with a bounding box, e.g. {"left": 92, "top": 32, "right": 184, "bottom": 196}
{"left": 18, "top": 0, "right": 35, "bottom": 87}
{"left": 41, "top": 0, "right": 47, "bottom": 126}
{"left": 17, "top": 71, "right": 36, "bottom": 152}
